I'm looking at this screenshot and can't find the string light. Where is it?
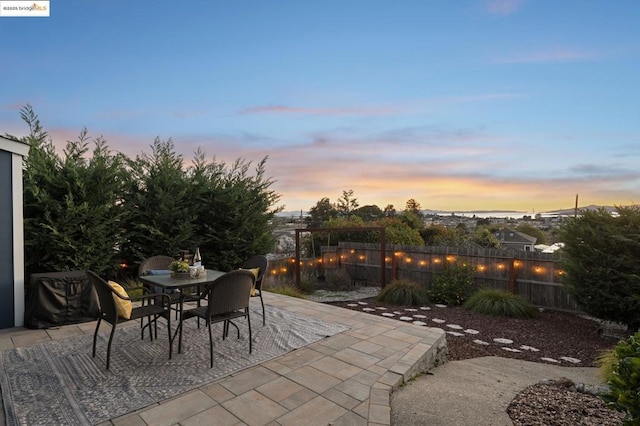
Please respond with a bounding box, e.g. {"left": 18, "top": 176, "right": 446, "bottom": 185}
{"left": 265, "top": 250, "right": 562, "bottom": 281}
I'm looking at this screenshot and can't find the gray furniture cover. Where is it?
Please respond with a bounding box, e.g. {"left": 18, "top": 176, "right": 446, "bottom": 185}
{"left": 25, "top": 270, "right": 99, "bottom": 329}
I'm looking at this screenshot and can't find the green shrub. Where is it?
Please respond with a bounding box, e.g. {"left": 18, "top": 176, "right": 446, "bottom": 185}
{"left": 463, "top": 288, "right": 535, "bottom": 318}
{"left": 429, "top": 261, "right": 476, "bottom": 305}
{"left": 602, "top": 331, "right": 640, "bottom": 424}
{"left": 376, "top": 279, "right": 429, "bottom": 306}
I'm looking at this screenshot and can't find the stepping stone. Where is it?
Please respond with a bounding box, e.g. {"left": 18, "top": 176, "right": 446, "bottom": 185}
{"left": 520, "top": 345, "right": 540, "bottom": 352}
{"left": 381, "top": 313, "right": 395, "bottom": 317}
{"left": 541, "top": 357, "right": 559, "bottom": 363}
{"left": 502, "top": 347, "right": 522, "bottom": 353}
{"left": 431, "top": 318, "right": 446, "bottom": 324}
{"left": 435, "top": 304, "right": 447, "bottom": 308}
{"left": 446, "top": 324, "right": 463, "bottom": 330}
{"left": 420, "top": 307, "right": 431, "bottom": 311}
{"left": 347, "top": 303, "right": 358, "bottom": 307}
{"left": 493, "top": 338, "right": 513, "bottom": 344}
{"left": 412, "top": 314, "right": 427, "bottom": 319}
{"left": 357, "top": 301, "right": 368, "bottom": 305}
{"left": 473, "top": 339, "right": 489, "bottom": 345}
{"left": 560, "top": 357, "right": 581, "bottom": 364}
{"left": 412, "top": 321, "right": 427, "bottom": 326}
{"left": 393, "top": 311, "right": 404, "bottom": 315}
{"left": 446, "top": 331, "right": 465, "bottom": 337}
{"left": 399, "top": 316, "right": 413, "bottom": 321}
{"left": 464, "top": 329, "right": 480, "bottom": 335}
{"left": 405, "top": 308, "right": 418, "bottom": 312}
{"left": 375, "top": 307, "right": 387, "bottom": 310}
{"left": 362, "top": 307, "right": 375, "bottom": 312}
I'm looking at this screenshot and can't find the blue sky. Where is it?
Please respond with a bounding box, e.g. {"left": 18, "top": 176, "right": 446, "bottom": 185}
{"left": 2, "top": 0, "right": 639, "bottom": 213}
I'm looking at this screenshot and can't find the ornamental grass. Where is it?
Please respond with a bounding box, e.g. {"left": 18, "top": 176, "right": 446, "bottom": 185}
{"left": 376, "top": 279, "right": 429, "bottom": 306}
{"left": 463, "top": 288, "right": 536, "bottom": 318}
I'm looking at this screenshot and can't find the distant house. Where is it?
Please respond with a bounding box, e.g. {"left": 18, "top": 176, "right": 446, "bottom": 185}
{"left": 495, "top": 227, "right": 537, "bottom": 251}
{"left": 534, "top": 242, "right": 565, "bottom": 253}
{"left": 0, "top": 135, "right": 29, "bottom": 329}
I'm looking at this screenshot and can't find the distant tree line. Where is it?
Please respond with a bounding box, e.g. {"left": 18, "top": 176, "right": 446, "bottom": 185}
{"left": 304, "top": 190, "right": 549, "bottom": 250}
{"left": 14, "top": 105, "right": 281, "bottom": 279}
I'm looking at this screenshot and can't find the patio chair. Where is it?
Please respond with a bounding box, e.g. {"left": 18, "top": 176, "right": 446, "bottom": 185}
{"left": 139, "top": 255, "right": 182, "bottom": 322}
{"left": 86, "top": 270, "right": 173, "bottom": 370}
{"left": 241, "top": 255, "right": 268, "bottom": 325}
{"left": 177, "top": 269, "right": 255, "bottom": 368}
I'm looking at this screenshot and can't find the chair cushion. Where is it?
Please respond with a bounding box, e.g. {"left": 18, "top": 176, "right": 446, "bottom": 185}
{"left": 240, "top": 268, "right": 260, "bottom": 296}
{"left": 145, "top": 269, "right": 171, "bottom": 275}
{"left": 108, "top": 281, "right": 133, "bottom": 319}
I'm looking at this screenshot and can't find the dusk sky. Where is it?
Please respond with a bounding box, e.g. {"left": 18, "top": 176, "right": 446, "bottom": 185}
{"left": 2, "top": 0, "right": 639, "bottom": 214}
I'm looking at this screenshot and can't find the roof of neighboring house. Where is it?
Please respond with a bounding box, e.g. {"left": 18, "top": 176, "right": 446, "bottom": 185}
{"left": 496, "top": 227, "right": 537, "bottom": 244}
{"left": 0, "top": 135, "right": 29, "bottom": 157}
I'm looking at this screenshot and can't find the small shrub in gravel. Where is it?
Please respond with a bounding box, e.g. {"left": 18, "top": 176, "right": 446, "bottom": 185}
{"left": 463, "top": 288, "right": 536, "bottom": 318}
{"left": 429, "top": 261, "right": 476, "bottom": 305}
{"left": 602, "top": 331, "right": 640, "bottom": 424}
{"left": 376, "top": 279, "right": 429, "bottom": 306}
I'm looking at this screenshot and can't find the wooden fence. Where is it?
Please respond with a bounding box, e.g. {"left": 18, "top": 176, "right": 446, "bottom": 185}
{"left": 267, "top": 242, "right": 578, "bottom": 312}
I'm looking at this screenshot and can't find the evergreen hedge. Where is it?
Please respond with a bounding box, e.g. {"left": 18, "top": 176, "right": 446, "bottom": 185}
{"left": 15, "top": 105, "right": 281, "bottom": 279}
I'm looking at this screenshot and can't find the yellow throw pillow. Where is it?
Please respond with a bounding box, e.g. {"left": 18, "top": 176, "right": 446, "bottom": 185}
{"left": 240, "top": 268, "right": 260, "bottom": 296}
{"left": 108, "top": 280, "right": 133, "bottom": 319}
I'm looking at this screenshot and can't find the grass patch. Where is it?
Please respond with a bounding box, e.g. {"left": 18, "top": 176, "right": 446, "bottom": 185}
{"left": 463, "top": 288, "right": 535, "bottom": 318}
{"left": 595, "top": 347, "right": 616, "bottom": 383}
{"left": 376, "top": 279, "right": 429, "bottom": 306}
{"left": 266, "top": 284, "right": 307, "bottom": 299}
{"left": 120, "top": 277, "right": 144, "bottom": 298}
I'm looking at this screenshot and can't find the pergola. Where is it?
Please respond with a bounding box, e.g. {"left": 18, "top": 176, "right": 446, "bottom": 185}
{"left": 294, "top": 227, "right": 387, "bottom": 289}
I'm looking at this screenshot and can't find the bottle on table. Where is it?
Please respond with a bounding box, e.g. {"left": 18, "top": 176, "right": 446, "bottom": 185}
{"left": 193, "top": 247, "right": 202, "bottom": 267}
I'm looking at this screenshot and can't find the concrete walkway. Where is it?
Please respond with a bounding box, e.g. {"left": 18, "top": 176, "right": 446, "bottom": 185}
{"left": 391, "top": 356, "right": 601, "bottom": 426}
{"left": 0, "top": 293, "right": 447, "bottom": 426}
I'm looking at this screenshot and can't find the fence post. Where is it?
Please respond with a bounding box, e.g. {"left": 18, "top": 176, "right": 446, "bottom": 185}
{"left": 508, "top": 257, "right": 517, "bottom": 293}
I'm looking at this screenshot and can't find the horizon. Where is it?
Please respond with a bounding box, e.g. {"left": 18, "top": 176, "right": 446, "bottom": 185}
{"left": 1, "top": 1, "right": 639, "bottom": 212}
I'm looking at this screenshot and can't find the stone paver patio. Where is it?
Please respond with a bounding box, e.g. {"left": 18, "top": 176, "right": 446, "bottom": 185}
{"left": 0, "top": 292, "right": 447, "bottom": 426}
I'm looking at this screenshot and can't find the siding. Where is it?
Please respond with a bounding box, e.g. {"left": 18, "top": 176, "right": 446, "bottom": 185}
{"left": 0, "top": 151, "right": 14, "bottom": 328}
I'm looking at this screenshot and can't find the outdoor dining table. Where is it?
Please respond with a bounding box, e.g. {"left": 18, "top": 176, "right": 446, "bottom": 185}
{"left": 139, "top": 269, "right": 226, "bottom": 344}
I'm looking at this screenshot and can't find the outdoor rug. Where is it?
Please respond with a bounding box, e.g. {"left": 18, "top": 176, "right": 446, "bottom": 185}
{"left": 0, "top": 305, "right": 349, "bottom": 425}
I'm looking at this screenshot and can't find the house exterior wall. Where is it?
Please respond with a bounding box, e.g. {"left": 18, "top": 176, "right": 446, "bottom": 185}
{"left": 0, "top": 151, "right": 15, "bottom": 328}
{"left": 0, "top": 136, "right": 28, "bottom": 329}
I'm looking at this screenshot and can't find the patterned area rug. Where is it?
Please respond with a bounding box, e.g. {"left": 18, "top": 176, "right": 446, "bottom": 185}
{"left": 0, "top": 305, "right": 349, "bottom": 425}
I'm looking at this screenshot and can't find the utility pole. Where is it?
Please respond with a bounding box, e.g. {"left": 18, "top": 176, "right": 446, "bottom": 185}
{"left": 574, "top": 194, "right": 579, "bottom": 217}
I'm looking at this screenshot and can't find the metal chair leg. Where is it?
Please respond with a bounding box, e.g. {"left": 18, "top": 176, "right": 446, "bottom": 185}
{"left": 92, "top": 316, "right": 102, "bottom": 358}
{"left": 106, "top": 323, "right": 117, "bottom": 370}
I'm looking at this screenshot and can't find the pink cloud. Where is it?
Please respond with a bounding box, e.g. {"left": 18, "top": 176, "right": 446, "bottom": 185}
{"left": 0, "top": 103, "right": 26, "bottom": 111}
{"left": 486, "top": 0, "right": 523, "bottom": 16}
